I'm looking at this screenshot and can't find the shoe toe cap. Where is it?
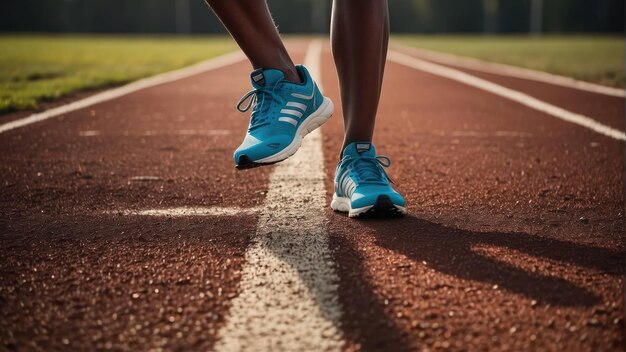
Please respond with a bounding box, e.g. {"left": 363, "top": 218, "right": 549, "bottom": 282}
{"left": 233, "top": 134, "right": 292, "bottom": 164}
{"left": 351, "top": 186, "right": 406, "bottom": 209}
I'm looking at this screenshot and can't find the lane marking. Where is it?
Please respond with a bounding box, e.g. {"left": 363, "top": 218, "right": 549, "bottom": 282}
{"left": 392, "top": 43, "right": 625, "bottom": 98}
{"left": 112, "top": 207, "right": 260, "bottom": 217}
{"left": 175, "top": 129, "right": 231, "bottom": 136}
{"left": 79, "top": 129, "right": 232, "bottom": 137}
{"left": 435, "top": 130, "right": 534, "bottom": 138}
{"left": 388, "top": 51, "right": 626, "bottom": 141}
{"left": 140, "top": 129, "right": 232, "bottom": 136}
{"left": 0, "top": 50, "right": 246, "bottom": 135}
{"left": 215, "top": 40, "right": 344, "bottom": 352}
{"left": 78, "top": 130, "right": 100, "bottom": 137}
{"left": 129, "top": 176, "right": 161, "bottom": 182}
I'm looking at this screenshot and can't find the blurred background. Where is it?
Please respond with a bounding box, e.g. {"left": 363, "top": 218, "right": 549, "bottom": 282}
{"left": 1, "top": 0, "right": 623, "bottom": 34}
{"left": 0, "top": 0, "right": 623, "bottom": 116}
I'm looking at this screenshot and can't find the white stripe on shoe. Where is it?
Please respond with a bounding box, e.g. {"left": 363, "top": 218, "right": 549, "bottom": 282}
{"left": 280, "top": 108, "right": 304, "bottom": 118}
{"left": 278, "top": 116, "right": 298, "bottom": 126}
{"left": 286, "top": 101, "right": 308, "bottom": 111}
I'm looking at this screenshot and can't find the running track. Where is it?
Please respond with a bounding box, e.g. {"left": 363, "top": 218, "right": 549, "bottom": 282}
{"left": 0, "top": 39, "right": 623, "bottom": 351}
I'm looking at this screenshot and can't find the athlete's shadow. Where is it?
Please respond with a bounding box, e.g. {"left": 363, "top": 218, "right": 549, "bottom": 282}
{"left": 360, "top": 214, "right": 622, "bottom": 306}
{"left": 330, "top": 214, "right": 623, "bottom": 351}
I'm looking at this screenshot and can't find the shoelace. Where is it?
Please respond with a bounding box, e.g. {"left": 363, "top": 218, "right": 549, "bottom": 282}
{"left": 236, "top": 85, "right": 283, "bottom": 129}
{"left": 342, "top": 155, "right": 393, "bottom": 185}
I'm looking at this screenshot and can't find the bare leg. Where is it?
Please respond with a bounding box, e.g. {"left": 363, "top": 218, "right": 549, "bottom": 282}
{"left": 331, "top": 0, "right": 389, "bottom": 150}
{"left": 205, "top": 0, "right": 301, "bottom": 83}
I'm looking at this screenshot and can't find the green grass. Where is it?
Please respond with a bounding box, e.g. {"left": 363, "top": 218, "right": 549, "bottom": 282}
{"left": 396, "top": 35, "right": 624, "bottom": 88}
{"left": 0, "top": 35, "right": 236, "bottom": 114}
{"left": 3, "top": 35, "right": 622, "bottom": 115}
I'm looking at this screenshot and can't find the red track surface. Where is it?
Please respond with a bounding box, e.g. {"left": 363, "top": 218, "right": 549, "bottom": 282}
{"left": 1, "top": 40, "right": 623, "bottom": 351}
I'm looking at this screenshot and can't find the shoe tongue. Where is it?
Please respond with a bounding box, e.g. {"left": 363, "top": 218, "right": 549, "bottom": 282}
{"left": 342, "top": 142, "right": 376, "bottom": 158}
{"left": 250, "top": 68, "right": 285, "bottom": 88}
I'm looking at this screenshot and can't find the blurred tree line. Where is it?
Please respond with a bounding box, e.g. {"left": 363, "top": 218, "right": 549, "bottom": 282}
{"left": 0, "top": 0, "right": 623, "bottom": 34}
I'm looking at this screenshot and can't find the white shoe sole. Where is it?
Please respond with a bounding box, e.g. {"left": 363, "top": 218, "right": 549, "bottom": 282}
{"left": 255, "top": 97, "right": 334, "bottom": 164}
{"left": 330, "top": 193, "right": 407, "bottom": 218}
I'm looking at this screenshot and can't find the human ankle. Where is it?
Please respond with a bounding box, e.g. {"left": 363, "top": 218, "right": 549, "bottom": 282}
{"left": 282, "top": 67, "right": 302, "bottom": 84}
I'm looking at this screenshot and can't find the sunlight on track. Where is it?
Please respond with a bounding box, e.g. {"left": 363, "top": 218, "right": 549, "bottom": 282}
{"left": 393, "top": 44, "right": 625, "bottom": 98}
{"left": 0, "top": 51, "right": 246, "bottom": 134}
{"left": 388, "top": 51, "right": 626, "bottom": 141}
{"left": 214, "top": 40, "right": 344, "bottom": 352}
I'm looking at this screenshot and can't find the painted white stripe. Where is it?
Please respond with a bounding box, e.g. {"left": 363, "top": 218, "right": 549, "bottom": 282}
{"left": 79, "top": 130, "right": 100, "bottom": 137}
{"left": 286, "top": 101, "right": 307, "bottom": 111}
{"left": 175, "top": 129, "right": 231, "bottom": 136}
{"left": 144, "top": 129, "right": 232, "bottom": 136}
{"left": 278, "top": 116, "right": 298, "bottom": 126}
{"left": 79, "top": 129, "right": 231, "bottom": 137}
{"left": 388, "top": 51, "right": 626, "bottom": 141}
{"left": 0, "top": 50, "right": 246, "bottom": 134}
{"left": 393, "top": 43, "right": 625, "bottom": 98}
{"left": 215, "top": 39, "right": 343, "bottom": 352}
{"left": 129, "top": 176, "right": 161, "bottom": 181}
{"left": 280, "top": 108, "right": 304, "bottom": 118}
{"left": 111, "top": 207, "right": 260, "bottom": 217}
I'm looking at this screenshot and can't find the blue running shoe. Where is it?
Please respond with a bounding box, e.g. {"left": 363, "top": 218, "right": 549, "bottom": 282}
{"left": 234, "top": 65, "right": 333, "bottom": 169}
{"left": 331, "top": 142, "right": 407, "bottom": 218}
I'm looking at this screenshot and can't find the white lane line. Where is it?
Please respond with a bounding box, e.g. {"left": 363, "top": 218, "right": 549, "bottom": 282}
{"left": 78, "top": 129, "right": 232, "bottom": 137}
{"left": 0, "top": 50, "right": 246, "bottom": 134}
{"left": 112, "top": 207, "right": 260, "bottom": 217}
{"left": 388, "top": 51, "right": 626, "bottom": 141}
{"left": 437, "top": 130, "right": 534, "bottom": 138}
{"left": 215, "top": 39, "right": 344, "bottom": 352}
{"left": 392, "top": 43, "right": 625, "bottom": 98}
{"left": 78, "top": 130, "right": 100, "bottom": 137}
{"left": 175, "top": 129, "right": 231, "bottom": 136}
{"left": 129, "top": 176, "right": 161, "bottom": 182}
{"left": 141, "top": 129, "right": 233, "bottom": 136}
